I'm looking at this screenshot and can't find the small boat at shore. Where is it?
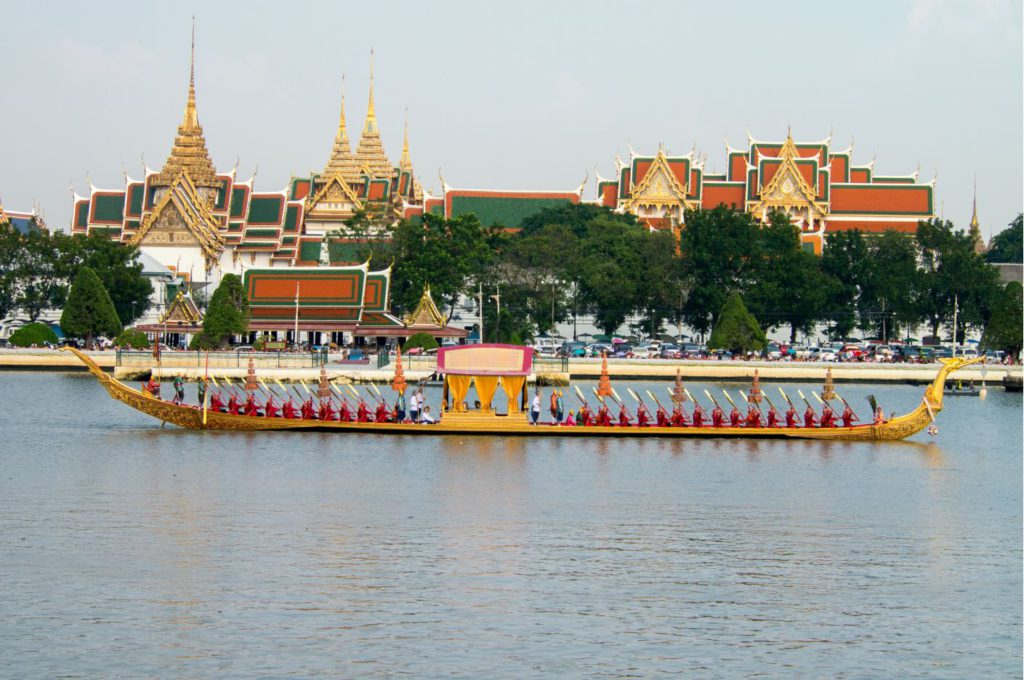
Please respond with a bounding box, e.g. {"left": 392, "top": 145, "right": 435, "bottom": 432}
{"left": 64, "top": 346, "right": 980, "bottom": 441}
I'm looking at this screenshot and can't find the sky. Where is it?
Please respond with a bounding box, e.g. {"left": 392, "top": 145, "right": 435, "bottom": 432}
{"left": 1, "top": 0, "right": 1021, "bottom": 239}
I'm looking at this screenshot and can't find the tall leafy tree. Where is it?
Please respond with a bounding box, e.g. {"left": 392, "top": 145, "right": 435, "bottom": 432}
{"left": 390, "top": 213, "right": 491, "bottom": 317}
{"left": 982, "top": 281, "right": 1023, "bottom": 359}
{"left": 0, "top": 222, "right": 21, "bottom": 321}
{"left": 196, "top": 274, "right": 249, "bottom": 349}
{"left": 916, "top": 218, "right": 1001, "bottom": 342}
{"left": 16, "top": 225, "right": 64, "bottom": 321}
{"left": 858, "top": 231, "right": 921, "bottom": 341}
{"left": 56, "top": 232, "right": 153, "bottom": 326}
{"left": 985, "top": 213, "right": 1022, "bottom": 263}
{"left": 746, "top": 211, "right": 829, "bottom": 342}
{"left": 820, "top": 230, "right": 869, "bottom": 339}
{"left": 574, "top": 216, "right": 646, "bottom": 336}
{"left": 678, "top": 206, "right": 760, "bottom": 338}
{"left": 60, "top": 266, "right": 122, "bottom": 348}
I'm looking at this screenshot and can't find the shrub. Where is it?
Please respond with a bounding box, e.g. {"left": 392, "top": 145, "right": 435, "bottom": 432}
{"left": 114, "top": 328, "right": 150, "bottom": 349}
{"left": 9, "top": 322, "right": 59, "bottom": 347}
{"left": 404, "top": 332, "right": 439, "bottom": 351}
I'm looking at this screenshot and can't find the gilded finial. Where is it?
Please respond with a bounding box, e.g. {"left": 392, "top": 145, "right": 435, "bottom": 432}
{"left": 399, "top": 107, "right": 412, "bottom": 171}
{"left": 970, "top": 174, "right": 979, "bottom": 229}
{"left": 365, "top": 49, "right": 376, "bottom": 130}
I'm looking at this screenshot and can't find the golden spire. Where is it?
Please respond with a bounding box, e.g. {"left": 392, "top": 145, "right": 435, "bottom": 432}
{"left": 399, "top": 109, "right": 412, "bottom": 172}
{"left": 970, "top": 174, "right": 980, "bottom": 230}
{"left": 323, "top": 75, "right": 358, "bottom": 180}
{"left": 365, "top": 49, "right": 376, "bottom": 134}
{"left": 968, "top": 174, "right": 985, "bottom": 254}
{"left": 355, "top": 49, "right": 394, "bottom": 179}
{"left": 153, "top": 18, "right": 219, "bottom": 189}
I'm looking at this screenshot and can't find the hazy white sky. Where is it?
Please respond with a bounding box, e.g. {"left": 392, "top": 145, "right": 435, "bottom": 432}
{"left": 2, "top": 0, "right": 1021, "bottom": 238}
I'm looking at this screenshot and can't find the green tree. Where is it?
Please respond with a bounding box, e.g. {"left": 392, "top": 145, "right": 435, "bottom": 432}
{"left": 986, "top": 213, "right": 1023, "bottom": 263}
{"left": 9, "top": 322, "right": 58, "bottom": 347}
{"left": 403, "top": 332, "right": 439, "bottom": 351}
{"left": 916, "top": 218, "right": 1001, "bottom": 342}
{"left": 56, "top": 232, "right": 153, "bottom": 325}
{"left": 679, "top": 207, "right": 761, "bottom": 338}
{"left": 0, "top": 222, "right": 22, "bottom": 321}
{"left": 574, "top": 216, "right": 646, "bottom": 336}
{"left": 16, "top": 226, "right": 64, "bottom": 321}
{"left": 113, "top": 328, "right": 151, "bottom": 349}
{"left": 982, "top": 281, "right": 1023, "bottom": 359}
{"left": 196, "top": 274, "right": 249, "bottom": 349}
{"left": 707, "top": 292, "right": 767, "bottom": 354}
{"left": 390, "top": 213, "right": 491, "bottom": 317}
{"left": 745, "top": 211, "right": 829, "bottom": 343}
{"left": 820, "top": 230, "right": 869, "bottom": 339}
{"left": 518, "top": 202, "right": 636, "bottom": 238}
{"left": 858, "top": 231, "right": 921, "bottom": 341}
{"left": 60, "top": 266, "right": 122, "bottom": 348}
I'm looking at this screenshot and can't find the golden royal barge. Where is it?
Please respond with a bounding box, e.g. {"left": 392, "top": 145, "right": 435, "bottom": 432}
{"left": 64, "top": 345, "right": 980, "bottom": 441}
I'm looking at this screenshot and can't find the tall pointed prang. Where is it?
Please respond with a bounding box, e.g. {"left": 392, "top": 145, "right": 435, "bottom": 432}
{"left": 323, "top": 74, "right": 357, "bottom": 180}
{"left": 355, "top": 49, "right": 394, "bottom": 178}
{"left": 153, "top": 17, "right": 219, "bottom": 189}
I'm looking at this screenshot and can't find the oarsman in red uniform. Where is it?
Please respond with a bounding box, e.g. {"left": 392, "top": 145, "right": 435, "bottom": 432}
{"left": 655, "top": 406, "right": 669, "bottom": 427}
{"left": 338, "top": 400, "right": 353, "bottom": 422}
{"left": 282, "top": 397, "right": 299, "bottom": 419}
{"left": 300, "top": 398, "right": 316, "bottom": 420}
{"left": 820, "top": 404, "right": 837, "bottom": 428}
{"left": 318, "top": 399, "right": 336, "bottom": 422}
{"left": 785, "top": 405, "right": 799, "bottom": 428}
{"left": 841, "top": 404, "right": 858, "bottom": 428}
{"left": 145, "top": 377, "right": 161, "bottom": 399}
{"left": 264, "top": 396, "right": 280, "bottom": 418}
{"left": 228, "top": 393, "right": 241, "bottom": 415}
{"left": 374, "top": 401, "right": 390, "bottom": 423}
{"left": 210, "top": 391, "right": 225, "bottom": 413}
{"left": 356, "top": 400, "right": 371, "bottom": 423}
{"left": 803, "top": 405, "right": 818, "bottom": 428}
{"left": 746, "top": 405, "right": 762, "bottom": 428}
{"left": 729, "top": 406, "right": 742, "bottom": 427}
{"left": 636, "top": 404, "right": 651, "bottom": 427}
{"left": 596, "top": 404, "right": 613, "bottom": 427}
{"left": 766, "top": 404, "right": 780, "bottom": 428}
{"left": 711, "top": 405, "right": 725, "bottom": 427}
{"left": 692, "top": 403, "right": 706, "bottom": 428}
{"left": 617, "top": 404, "right": 632, "bottom": 427}
{"left": 244, "top": 394, "right": 260, "bottom": 417}
{"left": 579, "top": 405, "right": 595, "bottom": 426}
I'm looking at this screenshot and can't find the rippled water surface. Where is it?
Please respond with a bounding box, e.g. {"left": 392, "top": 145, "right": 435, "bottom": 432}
{"left": 1, "top": 371, "right": 1020, "bottom": 678}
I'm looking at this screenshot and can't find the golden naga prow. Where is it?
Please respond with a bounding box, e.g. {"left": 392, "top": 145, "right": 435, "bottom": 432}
{"left": 62, "top": 346, "right": 981, "bottom": 440}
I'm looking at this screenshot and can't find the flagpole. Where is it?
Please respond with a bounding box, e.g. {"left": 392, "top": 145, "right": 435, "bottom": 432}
{"left": 202, "top": 350, "right": 209, "bottom": 426}
{"left": 293, "top": 281, "right": 301, "bottom": 349}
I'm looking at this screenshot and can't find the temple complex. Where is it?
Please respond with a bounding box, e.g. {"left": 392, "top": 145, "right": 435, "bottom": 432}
{"left": 69, "top": 33, "right": 434, "bottom": 342}
{"left": 66, "top": 28, "right": 945, "bottom": 342}
{"left": 591, "top": 131, "right": 935, "bottom": 253}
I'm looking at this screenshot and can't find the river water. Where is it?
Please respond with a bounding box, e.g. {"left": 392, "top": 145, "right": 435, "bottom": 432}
{"left": 1, "top": 371, "right": 1020, "bottom": 678}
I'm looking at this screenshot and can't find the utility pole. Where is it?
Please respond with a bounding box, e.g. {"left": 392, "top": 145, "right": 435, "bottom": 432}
{"left": 478, "top": 282, "right": 484, "bottom": 344}
{"left": 490, "top": 284, "right": 501, "bottom": 343}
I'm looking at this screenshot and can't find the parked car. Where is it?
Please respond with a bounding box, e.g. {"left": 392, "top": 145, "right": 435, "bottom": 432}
{"left": 954, "top": 347, "right": 979, "bottom": 359}
{"left": 810, "top": 347, "right": 837, "bottom": 362}
{"left": 985, "top": 349, "right": 1006, "bottom": 362}
{"left": 932, "top": 347, "right": 953, "bottom": 359}
{"left": 346, "top": 349, "right": 366, "bottom": 361}
{"left": 632, "top": 344, "right": 658, "bottom": 359}
{"left": 659, "top": 344, "right": 680, "bottom": 359}
{"left": 611, "top": 344, "right": 633, "bottom": 358}
{"left": 764, "top": 343, "right": 782, "bottom": 360}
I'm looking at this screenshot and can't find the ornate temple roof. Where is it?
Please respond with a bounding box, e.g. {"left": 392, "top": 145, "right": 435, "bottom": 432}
{"left": 322, "top": 78, "right": 359, "bottom": 182}
{"left": 354, "top": 53, "right": 394, "bottom": 179}
{"left": 403, "top": 285, "right": 447, "bottom": 328}
{"left": 159, "top": 289, "right": 203, "bottom": 326}
{"left": 151, "top": 26, "right": 220, "bottom": 189}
